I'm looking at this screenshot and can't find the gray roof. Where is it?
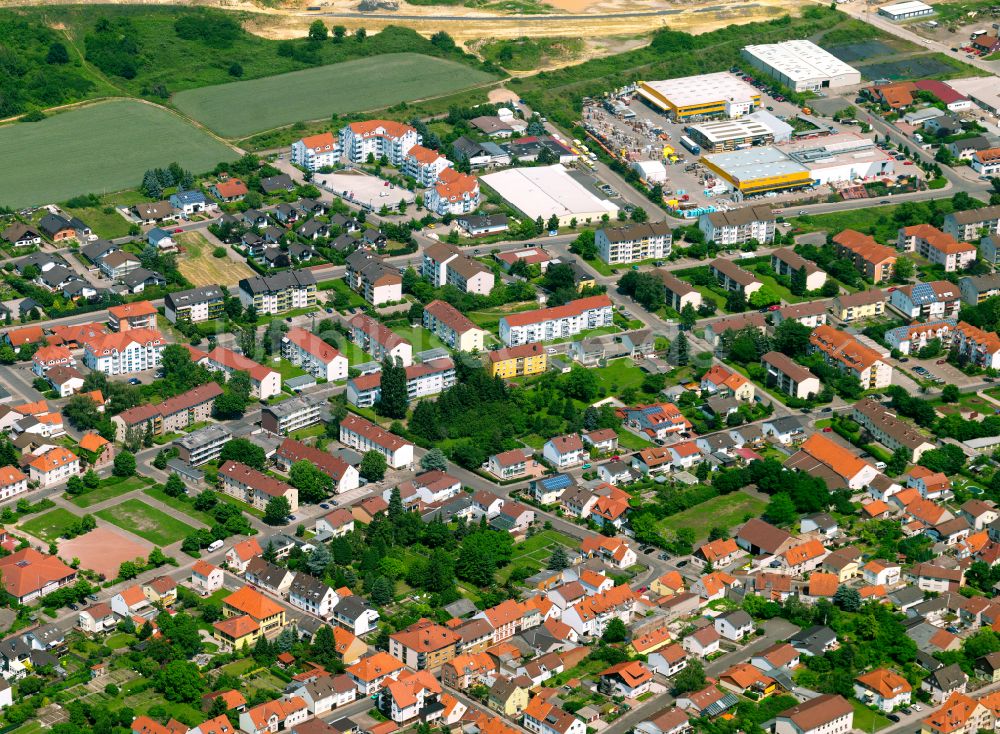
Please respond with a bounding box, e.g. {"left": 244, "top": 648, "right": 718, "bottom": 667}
{"left": 290, "top": 573, "right": 333, "bottom": 602}
{"left": 239, "top": 270, "right": 316, "bottom": 295}
{"left": 930, "top": 663, "right": 967, "bottom": 691}
{"left": 165, "top": 286, "right": 225, "bottom": 311}
{"left": 174, "top": 424, "right": 232, "bottom": 451}
{"left": 264, "top": 394, "right": 325, "bottom": 420}
{"left": 334, "top": 594, "right": 372, "bottom": 621}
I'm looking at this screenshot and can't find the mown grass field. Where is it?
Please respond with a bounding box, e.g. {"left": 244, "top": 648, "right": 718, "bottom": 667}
{"left": 173, "top": 53, "right": 498, "bottom": 138}
{"left": 96, "top": 499, "right": 197, "bottom": 546}
{"left": 658, "top": 491, "right": 767, "bottom": 541}
{"left": 0, "top": 100, "right": 237, "bottom": 207}
{"left": 19, "top": 508, "right": 82, "bottom": 542}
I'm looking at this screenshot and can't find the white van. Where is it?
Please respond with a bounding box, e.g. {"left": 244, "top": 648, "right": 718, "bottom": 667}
{"left": 207, "top": 539, "right": 224, "bottom": 552}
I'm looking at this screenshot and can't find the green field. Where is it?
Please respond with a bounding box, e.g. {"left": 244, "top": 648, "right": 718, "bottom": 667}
{"left": 658, "top": 491, "right": 767, "bottom": 541}
{"left": 503, "top": 529, "right": 579, "bottom": 581}
{"left": 96, "top": 499, "right": 197, "bottom": 546}
{"left": 173, "top": 53, "right": 497, "bottom": 138}
{"left": 19, "top": 508, "right": 83, "bottom": 542}
{"left": 0, "top": 100, "right": 237, "bottom": 207}
{"left": 70, "top": 476, "right": 149, "bottom": 509}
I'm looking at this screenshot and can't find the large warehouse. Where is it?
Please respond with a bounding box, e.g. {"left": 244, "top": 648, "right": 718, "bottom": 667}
{"left": 779, "top": 133, "right": 895, "bottom": 185}
{"left": 878, "top": 0, "right": 934, "bottom": 20}
{"left": 701, "top": 147, "right": 812, "bottom": 195}
{"left": 480, "top": 165, "right": 619, "bottom": 227}
{"left": 741, "top": 40, "right": 862, "bottom": 92}
{"left": 637, "top": 72, "right": 761, "bottom": 120}
{"left": 687, "top": 117, "right": 777, "bottom": 153}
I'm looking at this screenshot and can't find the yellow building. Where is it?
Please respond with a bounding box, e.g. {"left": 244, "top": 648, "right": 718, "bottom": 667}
{"left": 701, "top": 148, "right": 812, "bottom": 195}
{"left": 223, "top": 586, "right": 286, "bottom": 637}
{"left": 488, "top": 678, "right": 530, "bottom": 717}
{"left": 487, "top": 342, "right": 547, "bottom": 379}
{"left": 213, "top": 614, "right": 261, "bottom": 652}
{"left": 637, "top": 73, "right": 761, "bottom": 120}
{"left": 832, "top": 290, "right": 887, "bottom": 323}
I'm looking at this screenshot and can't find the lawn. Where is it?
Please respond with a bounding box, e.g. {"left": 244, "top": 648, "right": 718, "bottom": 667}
{"left": 176, "top": 231, "right": 254, "bottom": 288}
{"left": 270, "top": 358, "right": 307, "bottom": 381}
{"left": 466, "top": 302, "right": 538, "bottom": 331}
{"left": 851, "top": 701, "right": 891, "bottom": 732}
{"left": 658, "top": 491, "right": 767, "bottom": 541}
{"left": 63, "top": 190, "right": 148, "bottom": 239}
{"left": 144, "top": 486, "right": 215, "bottom": 525}
{"left": 616, "top": 429, "right": 655, "bottom": 450}
{"left": 0, "top": 100, "right": 238, "bottom": 208}
{"left": 320, "top": 278, "right": 368, "bottom": 310}
{"left": 173, "top": 53, "right": 498, "bottom": 138}
{"left": 593, "top": 358, "right": 649, "bottom": 396}
{"left": 96, "top": 499, "right": 197, "bottom": 546}
{"left": 504, "top": 528, "right": 579, "bottom": 579}
{"left": 19, "top": 508, "right": 83, "bottom": 542}
{"left": 389, "top": 323, "right": 448, "bottom": 353}
{"left": 69, "top": 476, "right": 149, "bottom": 509}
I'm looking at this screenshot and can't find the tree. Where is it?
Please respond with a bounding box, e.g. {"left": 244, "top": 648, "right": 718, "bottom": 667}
{"left": 263, "top": 496, "right": 292, "bottom": 526}
{"left": 941, "top": 384, "right": 960, "bottom": 403}
{"left": 772, "top": 319, "right": 812, "bottom": 358}
{"left": 219, "top": 439, "right": 266, "bottom": 470}
{"left": 671, "top": 332, "right": 689, "bottom": 366}
{"left": 548, "top": 546, "right": 569, "bottom": 571}
{"left": 833, "top": 585, "right": 861, "bottom": 612}
{"left": 332, "top": 25, "right": 346, "bottom": 41}
{"left": 113, "top": 451, "right": 136, "bottom": 477}
{"left": 630, "top": 206, "right": 648, "bottom": 223}
{"left": 156, "top": 660, "right": 204, "bottom": 702}
{"left": 680, "top": 303, "right": 697, "bottom": 331}
{"left": 308, "top": 19, "right": 328, "bottom": 41}
{"left": 601, "top": 618, "right": 628, "bottom": 643}
{"left": 370, "top": 575, "right": 394, "bottom": 605}
{"left": 355, "top": 27, "right": 367, "bottom": 41}
{"left": 764, "top": 493, "right": 797, "bottom": 526}
{"left": 307, "top": 543, "right": 332, "bottom": 575}
{"left": 886, "top": 446, "right": 911, "bottom": 477}
{"left": 67, "top": 476, "right": 86, "bottom": 496}
{"left": 228, "top": 62, "right": 243, "bottom": 77}
{"left": 375, "top": 356, "right": 408, "bottom": 419}
{"left": 420, "top": 448, "right": 448, "bottom": 472}
{"left": 546, "top": 214, "right": 559, "bottom": 232}
{"left": 790, "top": 266, "right": 808, "bottom": 296}
{"left": 893, "top": 256, "right": 914, "bottom": 283}
{"left": 164, "top": 473, "right": 186, "bottom": 498}
{"left": 725, "top": 289, "right": 747, "bottom": 313}
{"left": 46, "top": 42, "right": 70, "bottom": 64}
{"left": 64, "top": 394, "right": 102, "bottom": 430}
{"left": 430, "top": 30, "right": 455, "bottom": 49}
{"left": 360, "top": 451, "right": 387, "bottom": 482}
{"left": 290, "top": 461, "right": 332, "bottom": 505}
{"left": 671, "top": 659, "right": 706, "bottom": 695}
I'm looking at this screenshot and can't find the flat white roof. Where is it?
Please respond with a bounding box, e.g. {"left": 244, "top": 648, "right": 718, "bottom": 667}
{"left": 703, "top": 147, "right": 808, "bottom": 183}
{"left": 690, "top": 117, "right": 774, "bottom": 144}
{"left": 742, "top": 40, "right": 860, "bottom": 83}
{"left": 640, "top": 72, "right": 758, "bottom": 109}
{"left": 948, "top": 76, "right": 1000, "bottom": 110}
{"left": 480, "top": 165, "right": 619, "bottom": 220}
{"left": 879, "top": 0, "right": 933, "bottom": 14}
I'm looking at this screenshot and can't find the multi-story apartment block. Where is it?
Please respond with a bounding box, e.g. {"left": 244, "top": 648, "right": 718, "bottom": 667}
{"left": 164, "top": 286, "right": 226, "bottom": 324}
{"left": 654, "top": 269, "right": 703, "bottom": 311}
{"left": 219, "top": 460, "right": 299, "bottom": 513}
{"left": 499, "top": 295, "right": 613, "bottom": 347}
{"left": 832, "top": 289, "right": 887, "bottom": 322}
{"left": 403, "top": 145, "right": 452, "bottom": 186}
{"left": 223, "top": 585, "right": 286, "bottom": 637}
{"left": 832, "top": 230, "right": 896, "bottom": 283}
{"left": 889, "top": 280, "right": 961, "bottom": 321}
{"left": 276, "top": 438, "right": 360, "bottom": 495}
{"left": 291, "top": 132, "right": 341, "bottom": 171}
{"left": 770, "top": 248, "right": 827, "bottom": 291}
{"left": 852, "top": 397, "right": 935, "bottom": 461}
{"left": 422, "top": 242, "right": 495, "bottom": 295}
{"left": 898, "top": 225, "right": 977, "bottom": 272}
{"left": 107, "top": 301, "right": 157, "bottom": 332}
{"left": 82, "top": 329, "right": 164, "bottom": 375}
{"left": 425, "top": 168, "right": 481, "bottom": 216}
{"left": 346, "top": 358, "right": 455, "bottom": 407}
{"left": 339, "top": 120, "right": 420, "bottom": 166}
{"left": 389, "top": 618, "right": 461, "bottom": 671}
{"left": 349, "top": 315, "right": 413, "bottom": 367}
{"left": 943, "top": 204, "right": 1000, "bottom": 240}
{"left": 238, "top": 271, "right": 317, "bottom": 315}
{"left": 595, "top": 222, "right": 672, "bottom": 265}
{"left": 761, "top": 351, "right": 820, "bottom": 400}
{"left": 960, "top": 273, "right": 1000, "bottom": 305}
{"left": 980, "top": 234, "right": 1000, "bottom": 266}
{"left": 173, "top": 424, "right": 232, "bottom": 466}
{"left": 884, "top": 320, "right": 956, "bottom": 355}
{"left": 709, "top": 258, "right": 762, "bottom": 296}
{"left": 698, "top": 205, "right": 775, "bottom": 245}
{"left": 339, "top": 413, "right": 414, "bottom": 469}
{"left": 261, "top": 395, "right": 325, "bottom": 435}
{"left": 112, "top": 382, "right": 222, "bottom": 441}
{"left": 198, "top": 346, "right": 282, "bottom": 400}
{"left": 345, "top": 250, "right": 403, "bottom": 306}
{"left": 487, "top": 342, "right": 546, "bottom": 378}
{"left": 952, "top": 321, "right": 1000, "bottom": 369}
{"left": 281, "top": 327, "right": 348, "bottom": 382}
{"left": 422, "top": 299, "right": 489, "bottom": 352}
{"left": 28, "top": 447, "right": 80, "bottom": 488}
{"left": 772, "top": 695, "right": 853, "bottom": 734}
{"left": 809, "top": 324, "right": 893, "bottom": 389}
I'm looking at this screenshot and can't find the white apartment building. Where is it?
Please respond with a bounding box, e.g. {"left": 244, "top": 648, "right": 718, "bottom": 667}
{"left": 281, "top": 327, "right": 348, "bottom": 382}
{"left": 288, "top": 574, "right": 339, "bottom": 619}
{"left": 499, "top": 295, "right": 613, "bottom": 347}
{"left": 596, "top": 222, "right": 673, "bottom": 264}
{"left": 898, "top": 225, "right": 977, "bottom": 272}
{"left": 761, "top": 351, "right": 820, "bottom": 400}
{"left": 291, "top": 132, "right": 341, "bottom": 171}
{"left": 350, "top": 315, "right": 413, "bottom": 367}
{"left": 339, "top": 414, "right": 414, "bottom": 469}
{"left": 238, "top": 271, "right": 317, "bottom": 315}
{"left": 82, "top": 329, "right": 164, "bottom": 375}
{"left": 422, "top": 242, "right": 495, "bottom": 295}
{"left": 953, "top": 321, "right": 1000, "bottom": 369}
{"left": 201, "top": 346, "right": 282, "bottom": 400}
{"left": 699, "top": 205, "right": 775, "bottom": 245}
{"left": 346, "top": 358, "right": 455, "bottom": 408}
{"left": 28, "top": 448, "right": 80, "bottom": 488}
{"left": 424, "top": 168, "right": 481, "bottom": 216}
{"left": 262, "top": 395, "right": 324, "bottom": 436}
{"left": 422, "top": 299, "right": 488, "bottom": 352}
{"left": 345, "top": 250, "right": 403, "bottom": 306}
{"left": 164, "top": 285, "right": 225, "bottom": 323}
{"left": 339, "top": 120, "right": 421, "bottom": 166}
{"left": 888, "top": 281, "right": 961, "bottom": 321}
{"left": 404, "top": 145, "right": 452, "bottom": 186}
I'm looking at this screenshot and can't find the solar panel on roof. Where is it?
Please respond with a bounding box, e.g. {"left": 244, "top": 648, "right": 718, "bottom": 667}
{"left": 543, "top": 474, "right": 573, "bottom": 490}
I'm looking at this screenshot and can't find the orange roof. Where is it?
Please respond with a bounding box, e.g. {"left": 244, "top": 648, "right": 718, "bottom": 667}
{"left": 656, "top": 570, "right": 684, "bottom": 592}
{"left": 859, "top": 584, "right": 886, "bottom": 599}
{"left": 631, "top": 626, "right": 672, "bottom": 654}
{"left": 33, "top": 345, "right": 72, "bottom": 363}
{"left": 902, "top": 224, "right": 976, "bottom": 256}
{"left": 284, "top": 327, "right": 342, "bottom": 364}
{"left": 193, "top": 560, "right": 219, "bottom": 577}
{"left": 833, "top": 229, "right": 897, "bottom": 266}
{"left": 783, "top": 539, "right": 827, "bottom": 566}
{"left": 299, "top": 132, "right": 337, "bottom": 152}
{"left": 28, "top": 447, "right": 78, "bottom": 473}
{"left": 213, "top": 614, "right": 260, "bottom": 639}
{"left": 808, "top": 572, "right": 839, "bottom": 597}
{"left": 721, "top": 663, "right": 773, "bottom": 690}
{"left": 810, "top": 324, "right": 884, "bottom": 373}
{"left": 892, "top": 487, "right": 920, "bottom": 507}
{"left": 856, "top": 668, "right": 911, "bottom": 698}
{"left": 224, "top": 585, "right": 284, "bottom": 621}
{"left": 83, "top": 328, "right": 164, "bottom": 356}
{"left": 955, "top": 321, "right": 1000, "bottom": 355}
{"left": 0, "top": 548, "right": 75, "bottom": 598}
{"left": 924, "top": 693, "right": 981, "bottom": 734}
{"left": 119, "top": 585, "right": 146, "bottom": 606}
{"left": 799, "top": 433, "right": 871, "bottom": 481}
{"left": 14, "top": 400, "right": 49, "bottom": 416}
{"left": 503, "top": 295, "right": 612, "bottom": 328}
{"left": 862, "top": 499, "right": 891, "bottom": 517}
{"left": 600, "top": 660, "right": 653, "bottom": 687}
{"left": 214, "top": 179, "right": 249, "bottom": 198}
{"left": 0, "top": 466, "right": 25, "bottom": 487}
{"left": 108, "top": 301, "right": 157, "bottom": 319}
{"left": 78, "top": 433, "right": 109, "bottom": 452}
{"left": 346, "top": 651, "right": 405, "bottom": 682}
{"left": 434, "top": 167, "right": 478, "bottom": 201}
{"left": 698, "top": 538, "right": 739, "bottom": 563}
{"left": 390, "top": 618, "right": 461, "bottom": 653}
{"left": 333, "top": 626, "right": 362, "bottom": 655}
{"left": 348, "top": 120, "right": 416, "bottom": 138}
{"left": 230, "top": 537, "right": 262, "bottom": 562}
{"left": 699, "top": 571, "right": 737, "bottom": 598}
{"left": 5, "top": 326, "right": 43, "bottom": 346}
{"left": 206, "top": 346, "right": 276, "bottom": 383}
{"left": 407, "top": 144, "right": 445, "bottom": 165}
{"left": 907, "top": 497, "right": 947, "bottom": 525}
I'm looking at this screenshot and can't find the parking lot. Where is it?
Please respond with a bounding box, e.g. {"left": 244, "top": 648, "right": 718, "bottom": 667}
{"left": 315, "top": 170, "right": 415, "bottom": 211}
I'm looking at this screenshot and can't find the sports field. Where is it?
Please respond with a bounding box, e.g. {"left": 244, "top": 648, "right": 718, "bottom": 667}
{"left": 95, "top": 499, "right": 197, "bottom": 547}
{"left": 172, "top": 53, "right": 497, "bottom": 138}
{"left": 176, "top": 231, "right": 254, "bottom": 287}
{"left": 0, "top": 100, "right": 237, "bottom": 208}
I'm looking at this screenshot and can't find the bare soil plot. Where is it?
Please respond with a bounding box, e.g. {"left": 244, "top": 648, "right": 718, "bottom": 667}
{"left": 59, "top": 526, "right": 152, "bottom": 580}
{"left": 176, "top": 231, "right": 254, "bottom": 287}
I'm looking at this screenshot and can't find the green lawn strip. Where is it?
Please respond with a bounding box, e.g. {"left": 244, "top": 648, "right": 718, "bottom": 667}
{"left": 850, "top": 700, "right": 891, "bottom": 732}
{"left": 269, "top": 358, "right": 307, "bottom": 381}
{"left": 173, "top": 53, "right": 498, "bottom": 137}
{"left": 616, "top": 429, "right": 655, "bottom": 450}
{"left": 144, "top": 486, "right": 215, "bottom": 525}
{"left": 510, "top": 529, "right": 578, "bottom": 561}
{"left": 0, "top": 100, "right": 238, "bottom": 208}
{"left": 593, "top": 358, "right": 650, "bottom": 395}
{"left": 95, "top": 499, "right": 197, "bottom": 546}
{"left": 388, "top": 324, "right": 448, "bottom": 353}
{"left": 63, "top": 190, "right": 148, "bottom": 239}
{"left": 216, "top": 493, "right": 265, "bottom": 519}
{"left": 19, "top": 508, "right": 83, "bottom": 542}
{"left": 319, "top": 278, "right": 368, "bottom": 309}
{"left": 69, "top": 476, "right": 149, "bottom": 508}
{"left": 657, "top": 491, "right": 767, "bottom": 541}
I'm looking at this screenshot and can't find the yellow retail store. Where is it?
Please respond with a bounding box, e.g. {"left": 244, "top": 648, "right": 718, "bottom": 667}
{"left": 637, "top": 72, "right": 761, "bottom": 120}
{"left": 701, "top": 147, "right": 813, "bottom": 195}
